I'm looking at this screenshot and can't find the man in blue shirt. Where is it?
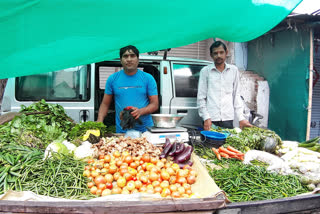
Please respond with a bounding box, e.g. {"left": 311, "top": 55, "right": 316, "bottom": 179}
{"left": 97, "top": 45, "right": 159, "bottom": 133}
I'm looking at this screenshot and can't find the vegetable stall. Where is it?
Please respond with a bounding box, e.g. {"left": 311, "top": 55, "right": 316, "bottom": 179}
{"left": 0, "top": 100, "right": 319, "bottom": 213}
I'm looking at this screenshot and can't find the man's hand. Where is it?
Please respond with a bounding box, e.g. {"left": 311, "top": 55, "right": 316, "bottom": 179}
{"left": 239, "top": 120, "right": 253, "bottom": 129}
{"left": 130, "top": 107, "right": 143, "bottom": 120}
{"left": 204, "top": 119, "right": 212, "bottom": 131}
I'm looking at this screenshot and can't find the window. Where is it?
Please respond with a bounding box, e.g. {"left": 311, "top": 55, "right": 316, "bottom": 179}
{"left": 15, "top": 65, "right": 90, "bottom": 101}
{"left": 173, "top": 63, "right": 205, "bottom": 97}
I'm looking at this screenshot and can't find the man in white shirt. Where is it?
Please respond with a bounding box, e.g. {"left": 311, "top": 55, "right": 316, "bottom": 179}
{"left": 197, "top": 41, "right": 252, "bottom": 130}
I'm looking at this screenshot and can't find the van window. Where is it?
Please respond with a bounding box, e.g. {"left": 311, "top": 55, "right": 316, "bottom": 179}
{"left": 172, "top": 63, "right": 205, "bottom": 97}
{"left": 15, "top": 65, "right": 90, "bottom": 101}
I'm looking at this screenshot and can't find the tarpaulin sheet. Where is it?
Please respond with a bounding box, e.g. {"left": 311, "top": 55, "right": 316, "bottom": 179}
{"left": 0, "top": 0, "right": 302, "bottom": 79}
{"left": 247, "top": 27, "right": 310, "bottom": 142}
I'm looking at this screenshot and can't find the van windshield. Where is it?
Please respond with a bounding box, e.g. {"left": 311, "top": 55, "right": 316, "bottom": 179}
{"left": 15, "top": 65, "right": 90, "bottom": 101}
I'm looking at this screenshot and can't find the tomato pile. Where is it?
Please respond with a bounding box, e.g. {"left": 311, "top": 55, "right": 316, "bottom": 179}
{"left": 83, "top": 151, "right": 198, "bottom": 198}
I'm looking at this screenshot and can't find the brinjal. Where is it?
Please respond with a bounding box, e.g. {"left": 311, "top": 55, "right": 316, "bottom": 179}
{"left": 174, "top": 145, "right": 193, "bottom": 163}
{"left": 173, "top": 143, "right": 185, "bottom": 156}
{"left": 160, "top": 139, "right": 173, "bottom": 158}
{"left": 168, "top": 141, "right": 177, "bottom": 156}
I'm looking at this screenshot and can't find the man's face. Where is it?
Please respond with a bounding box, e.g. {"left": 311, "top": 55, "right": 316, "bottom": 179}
{"left": 121, "top": 49, "right": 139, "bottom": 73}
{"left": 211, "top": 45, "right": 228, "bottom": 66}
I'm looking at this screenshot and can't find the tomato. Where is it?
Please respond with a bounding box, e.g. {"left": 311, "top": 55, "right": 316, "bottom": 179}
{"left": 104, "top": 155, "right": 111, "bottom": 163}
{"left": 166, "top": 167, "right": 175, "bottom": 176}
{"left": 169, "top": 184, "right": 178, "bottom": 192}
{"left": 104, "top": 174, "right": 113, "bottom": 183}
{"left": 189, "top": 169, "right": 197, "bottom": 177}
{"left": 141, "top": 154, "right": 150, "bottom": 163}
{"left": 160, "top": 158, "right": 167, "bottom": 163}
{"left": 149, "top": 172, "right": 159, "bottom": 182}
{"left": 100, "top": 168, "right": 108, "bottom": 175}
{"left": 101, "top": 189, "right": 112, "bottom": 196}
{"left": 177, "top": 169, "right": 188, "bottom": 178}
{"left": 139, "top": 185, "right": 147, "bottom": 193}
{"left": 121, "top": 188, "right": 130, "bottom": 194}
{"left": 87, "top": 182, "right": 95, "bottom": 188}
{"left": 182, "top": 183, "right": 191, "bottom": 190}
{"left": 99, "top": 154, "right": 105, "bottom": 160}
{"left": 129, "top": 162, "right": 138, "bottom": 169}
{"left": 83, "top": 170, "right": 91, "bottom": 177}
{"left": 132, "top": 177, "right": 137, "bottom": 181}
{"left": 116, "top": 160, "right": 123, "bottom": 167}
{"left": 94, "top": 175, "right": 106, "bottom": 185}
{"left": 177, "top": 186, "right": 185, "bottom": 195}
{"left": 146, "top": 163, "right": 155, "bottom": 171}
{"left": 87, "top": 159, "right": 94, "bottom": 164}
{"left": 156, "top": 161, "right": 164, "bottom": 169}
{"left": 113, "top": 172, "right": 121, "bottom": 181}
{"left": 108, "top": 165, "right": 117, "bottom": 174}
{"left": 152, "top": 180, "right": 160, "bottom": 187}
{"left": 185, "top": 189, "right": 192, "bottom": 195}
{"left": 160, "top": 170, "right": 170, "bottom": 181}
{"left": 126, "top": 180, "right": 136, "bottom": 191}
{"left": 106, "top": 182, "right": 113, "bottom": 190}
{"left": 150, "top": 166, "right": 160, "bottom": 173}
{"left": 150, "top": 156, "right": 158, "bottom": 164}
{"left": 186, "top": 175, "right": 196, "bottom": 184}
{"left": 171, "top": 191, "right": 181, "bottom": 198}
{"left": 124, "top": 155, "right": 133, "bottom": 164}
{"left": 139, "top": 175, "right": 148, "bottom": 184}
{"left": 91, "top": 170, "right": 99, "bottom": 178}
{"left": 103, "top": 163, "right": 110, "bottom": 169}
{"left": 98, "top": 183, "right": 106, "bottom": 191}
{"left": 160, "top": 188, "right": 171, "bottom": 197}
{"left": 154, "top": 186, "right": 162, "bottom": 193}
{"left": 171, "top": 163, "right": 180, "bottom": 172}
{"left": 146, "top": 188, "right": 154, "bottom": 194}
{"left": 160, "top": 181, "right": 169, "bottom": 189}
{"left": 117, "top": 177, "right": 126, "bottom": 188}
{"left": 111, "top": 186, "right": 122, "bottom": 194}
{"left": 90, "top": 186, "right": 98, "bottom": 195}
{"left": 131, "top": 189, "right": 139, "bottom": 194}
{"left": 113, "top": 151, "right": 121, "bottom": 158}
{"left": 119, "top": 168, "right": 128, "bottom": 176}
{"left": 123, "top": 172, "right": 133, "bottom": 181}
{"left": 128, "top": 168, "right": 137, "bottom": 176}
{"left": 134, "top": 180, "right": 142, "bottom": 189}
{"left": 176, "top": 177, "right": 187, "bottom": 185}
{"left": 84, "top": 165, "right": 91, "bottom": 170}
{"left": 96, "top": 189, "right": 102, "bottom": 196}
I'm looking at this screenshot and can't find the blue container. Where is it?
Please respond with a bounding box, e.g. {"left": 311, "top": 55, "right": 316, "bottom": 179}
{"left": 200, "top": 131, "right": 227, "bottom": 140}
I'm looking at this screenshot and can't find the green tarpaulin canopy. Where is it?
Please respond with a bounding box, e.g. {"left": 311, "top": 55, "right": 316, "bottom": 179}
{"left": 0, "top": 0, "right": 302, "bottom": 79}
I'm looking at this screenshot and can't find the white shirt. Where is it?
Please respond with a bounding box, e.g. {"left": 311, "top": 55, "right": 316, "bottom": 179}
{"left": 197, "top": 63, "right": 245, "bottom": 122}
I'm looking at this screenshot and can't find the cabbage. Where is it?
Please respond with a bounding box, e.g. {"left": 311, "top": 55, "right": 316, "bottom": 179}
{"left": 44, "top": 142, "right": 69, "bottom": 159}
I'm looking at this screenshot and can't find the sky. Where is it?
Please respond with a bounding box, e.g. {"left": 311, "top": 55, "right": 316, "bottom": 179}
{"left": 293, "top": 0, "right": 320, "bottom": 14}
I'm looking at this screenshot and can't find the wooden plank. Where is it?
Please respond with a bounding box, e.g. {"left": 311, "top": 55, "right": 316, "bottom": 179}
{"left": 0, "top": 198, "right": 226, "bottom": 214}
{"left": 221, "top": 194, "right": 320, "bottom": 214}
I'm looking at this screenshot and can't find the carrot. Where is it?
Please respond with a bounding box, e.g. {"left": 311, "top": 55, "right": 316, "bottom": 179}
{"left": 219, "top": 152, "right": 230, "bottom": 158}
{"left": 226, "top": 146, "right": 244, "bottom": 155}
{"left": 218, "top": 147, "right": 237, "bottom": 156}
{"left": 211, "top": 148, "right": 221, "bottom": 160}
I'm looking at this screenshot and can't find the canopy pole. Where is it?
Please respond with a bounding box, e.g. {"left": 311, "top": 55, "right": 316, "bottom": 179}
{"left": 306, "top": 28, "right": 314, "bottom": 141}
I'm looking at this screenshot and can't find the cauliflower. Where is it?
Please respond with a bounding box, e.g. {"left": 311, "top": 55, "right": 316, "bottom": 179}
{"left": 44, "top": 142, "right": 69, "bottom": 159}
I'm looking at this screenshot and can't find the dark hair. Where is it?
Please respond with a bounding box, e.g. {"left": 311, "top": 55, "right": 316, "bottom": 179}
{"left": 209, "top": 41, "right": 227, "bottom": 54}
{"left": 120, "top": 45, "right": 139, "bottom": 58}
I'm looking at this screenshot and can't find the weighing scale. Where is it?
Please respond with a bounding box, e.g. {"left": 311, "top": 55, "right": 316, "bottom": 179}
{"left": 143, "top": 126, "right": 189, "bottom": 145}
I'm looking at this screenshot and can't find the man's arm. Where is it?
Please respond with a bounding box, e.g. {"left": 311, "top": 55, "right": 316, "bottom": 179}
{"left": 131, "top": 95, "right": 159, "bottom": 119}
{"left": 97, "top": 94, "right": 113, "bottom": 122}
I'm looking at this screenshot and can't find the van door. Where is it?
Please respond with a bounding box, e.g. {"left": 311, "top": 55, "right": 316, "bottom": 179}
{"left": 168, "top": 61, "right": 209, "bottom": 127}
{"left": 3, "top": 65, "right": 94, "bottom": 123}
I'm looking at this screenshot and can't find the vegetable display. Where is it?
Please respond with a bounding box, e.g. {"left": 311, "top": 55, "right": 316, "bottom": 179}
{"left": 160, "top": 138, "right": 194, "bottom": 168}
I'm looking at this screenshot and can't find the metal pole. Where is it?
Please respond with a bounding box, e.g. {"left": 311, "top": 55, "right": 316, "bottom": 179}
{"left": 306, "top": 28, "right": 314, "bottom": 140}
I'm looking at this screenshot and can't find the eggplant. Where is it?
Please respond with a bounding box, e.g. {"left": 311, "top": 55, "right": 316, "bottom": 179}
{"left": 174, "top": 145, "right": 193, "bottom": 163}
{"left": 168, "top": 141, "right": 177, "bottom": 156}
{"left": 173, "top": 143, "right": 185, "bottom": 156}
{"left": 160, "top": 139, "right": 173, "bottom": 158}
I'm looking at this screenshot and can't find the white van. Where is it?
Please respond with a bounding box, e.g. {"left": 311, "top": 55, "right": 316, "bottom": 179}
{"left": 1, "top": 55, "right": 212, "bottom": 128}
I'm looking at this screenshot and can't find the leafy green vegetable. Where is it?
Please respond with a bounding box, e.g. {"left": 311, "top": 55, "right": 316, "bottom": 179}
{"left": 68, "top": 121, "right": 109, "bottom": 141}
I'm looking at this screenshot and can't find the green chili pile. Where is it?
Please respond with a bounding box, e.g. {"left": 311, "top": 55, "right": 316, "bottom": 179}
{"left": 208, "top": 159, "right": 309, "bottom": 202}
